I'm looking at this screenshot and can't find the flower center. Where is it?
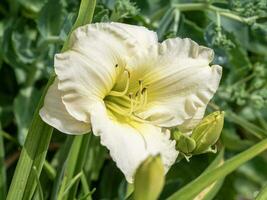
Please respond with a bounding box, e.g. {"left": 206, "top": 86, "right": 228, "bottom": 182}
{"left": 104, "top": 64, "right": 148, "bottom": 122}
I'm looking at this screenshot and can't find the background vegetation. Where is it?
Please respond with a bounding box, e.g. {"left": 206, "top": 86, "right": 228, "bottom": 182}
{"left": 0, "top": 0, "right": 267, "bottom": 199}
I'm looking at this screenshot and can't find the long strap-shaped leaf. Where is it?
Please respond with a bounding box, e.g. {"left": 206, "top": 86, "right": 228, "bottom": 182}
{"left": 167, "top": 138, "right": 267, "bottom": 200}
{"left": 6, "top": 0, "right": 96, "bottom": 199}
{"left": 255, "top": 183, "right": 267, "bottom": 200}
{"left": 0, "top": 124, "right": 6, "bottom": 199}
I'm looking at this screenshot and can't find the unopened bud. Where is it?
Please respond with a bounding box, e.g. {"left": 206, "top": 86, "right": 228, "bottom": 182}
{"left": 133, "top": 155, "right": 164, "bottom": 200}
{"left": 172, "top": 130, "right": 196, "bottom": 155}
{"left": 191, "top": 111, "right": 224, "bottom": 154}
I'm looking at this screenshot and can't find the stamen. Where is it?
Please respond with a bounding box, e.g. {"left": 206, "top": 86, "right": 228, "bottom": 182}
{"left": 105, "top": 101, "right": 128, "bottom": 116}
{"left": 130, "top": 114, "right": 148, "bottom": 123}
{"left": 141, "top": 88, "right": 147, "bottom": 107}
{"left": 109, "top": 70, "right": 130, "bottom": 97}
{"left": 128, "top": 93, "right": 134, "bottom": 115}
{"left": 138, "top": 80, "right": 143, "bottom": 93}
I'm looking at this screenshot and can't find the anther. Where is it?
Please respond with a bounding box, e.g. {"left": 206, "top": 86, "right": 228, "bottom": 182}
{"left": 115, "top": 64, "right": 118, "bottom": 68}
{"left": 141, "top": 87, "right": 147, "bottom": 94}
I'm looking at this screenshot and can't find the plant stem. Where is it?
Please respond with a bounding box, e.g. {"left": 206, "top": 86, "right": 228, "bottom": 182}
{"left": 173, "top": 3, "right": 258, "bottom": 24}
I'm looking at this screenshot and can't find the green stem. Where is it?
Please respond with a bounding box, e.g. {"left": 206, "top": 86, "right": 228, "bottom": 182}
{"left": 173, "top": 3, "right": 258, "bottom": 24}
{"left": 62, "top": 0, "right": 96, "bottom": 51}
{"left": 167, "top": 138, "right": 267, "bottom": 200}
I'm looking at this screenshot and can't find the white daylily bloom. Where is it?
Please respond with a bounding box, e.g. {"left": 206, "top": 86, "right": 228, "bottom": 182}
{"left": 40, "top": 22, "right": 222, "bottom": 182}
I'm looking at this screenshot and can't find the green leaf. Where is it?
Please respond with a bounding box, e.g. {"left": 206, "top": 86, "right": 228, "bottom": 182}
{"left": 256, "top": 183, "right": 267, "bottom": 200}
{"left": 63, "top": 172, "right": 83, "bottom": 197}
{"left": 226, "top": 111, "right": 267, "bottom": 139}
{"left": 14, "top": 87, "right": 41, "bottom": 144}
{"left": 6, "top": 0, "right": 97, "bottom": 199}
{"left": 221, "top": 127, "right": 254, "bottom": 151}
{"left": 194, "top": 149, "right": 225, "bottom": 200}
{"left": 62, "top": 134, "right": 91, "bottom": 200}
{"left": 37, "top": 0, "right": 65, "bottom": 37}
{"left": 167, "top": 138, "right": 267, "bottom": 200}
{"left": 6, "top": 75, "right": 54, "bottom": 200}
{"left": 84, "top": 135, "right": 107, "bottom": 182}
{"left": 18, "top": 0, "right": 45, "bottom": 14}
{"left": 50, "top": 137, "right": 74, "bottom": 200}
{"left": 0, "top": 123, "right": 6, "bottom": 199}
{"left": 156, "top": 7, "right": 175, "bottom": 40}
{"left": 33, "top": 166, "right": 44, "bottom": 200}
{"left": 43, "top": 160, "right": 56, "bottom": 180}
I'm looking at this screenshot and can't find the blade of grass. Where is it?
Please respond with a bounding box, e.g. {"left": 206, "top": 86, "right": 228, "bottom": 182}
{"left": 255, "top": 183, "right": 267, "bottom": 200}
{"left": 57, "top": 175, "right": 68, "bottom": 200}
{"left": 51, "top": 137, "right": 74, "bottom": 200}
{"left": 0, "top": 123, "right": 6, "bottom": 199}
{"left": 0, "top": 129, "right": 19, "bottom": 145}
{"left": 78, "top": 188, "right": 96, "bottom": 200}
{"left": 6, "top": 76, "right": 54, "bottom": 200}
{"left": 6, "top": 0, "right": 97, "bottom": 199}
{"left": 43, "top": 160, "right": 56, "bottom": 180}
{"left": 63, "top": 172, "right": 83, "bottom": 197}
{"left": 80, "top": 171, "right": 91, "bottom": 200}
{"left": 167, "top": 138, "right": 267, "bottom": 200}
{"left": 63, "top": 134, "right": 91, "bottom": 200}
{"left": 194, "top": 149, "right": 225, "bottom": 200}
{"left": 226, "top": 111, "right": 266, "bottom": 139}
{"left": 33, "top": 166, "right": 44, "bottom": 200}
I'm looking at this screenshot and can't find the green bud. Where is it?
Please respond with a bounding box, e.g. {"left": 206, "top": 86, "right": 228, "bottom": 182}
{"left": 191, "top": 111, "right": 224, "bottom": 155}
{"left": 172, "top": 130, "right": 196, "bottom": 154}
{"left": 133, "top": 155, "right": 164, "bottom": 200}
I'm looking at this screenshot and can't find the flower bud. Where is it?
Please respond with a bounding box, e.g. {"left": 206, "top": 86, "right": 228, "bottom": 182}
{"left": 172, "top": 130, "right": 196, "bottom": 155}
{"left": 133, "top": 155, "right": 164, "bottom": 200}
{"left": 191, "top": 111, "right": 224, "bottom": 154}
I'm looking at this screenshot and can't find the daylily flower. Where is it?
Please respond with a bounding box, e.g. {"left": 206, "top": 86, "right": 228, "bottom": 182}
{"left": 40, "top": 22, "right": 222, "bottom": 182}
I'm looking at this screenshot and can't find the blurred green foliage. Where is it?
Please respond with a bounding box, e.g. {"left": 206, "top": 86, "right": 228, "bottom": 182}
{"left": 0, "top": 0, "right": 267, "bottom": 199}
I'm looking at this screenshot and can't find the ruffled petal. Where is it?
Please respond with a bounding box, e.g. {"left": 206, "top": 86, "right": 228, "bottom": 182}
{"left": 135, "top": 38, "right": 222, "bottom": 127}
{"left": 55, "top": 22, "right": 158, "bottom": 123}
{"left": 109, "top": 22, "right": 158, "bottom": 50}
{"left": 90, "top": 102, "right": 178, "bottom": 183}
{"left": 39, "top": 78, "right": 91, "bottom": 135}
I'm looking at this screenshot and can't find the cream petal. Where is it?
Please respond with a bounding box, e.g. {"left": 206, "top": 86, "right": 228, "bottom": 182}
{"left": 110, "top": 22, "right": 158, "bottom": 49}
{"left": 136, "top": 38, "right": 222, "bottom": 127}
{"left": 39, "top": 78, "right": 91, "bottom": 135}
{"left": 55, "top": 22, "right": 158, "bottom": 123}
{"left": 90, "top": 102, "right": 178, "bottom": 183}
